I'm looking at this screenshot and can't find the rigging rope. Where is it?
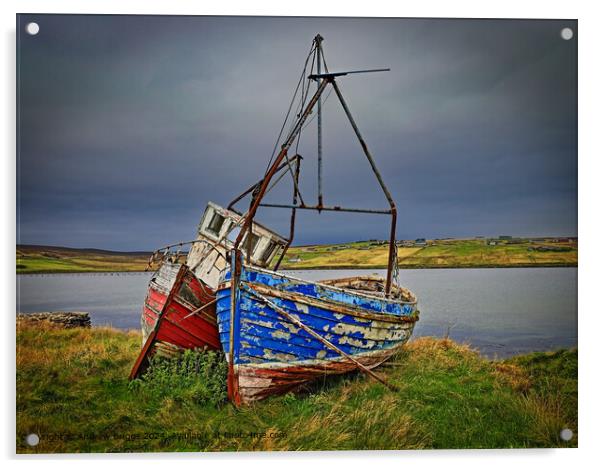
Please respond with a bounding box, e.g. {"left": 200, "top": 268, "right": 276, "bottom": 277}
{"left": 285, "top": 48, "right": 316, "bottom": 143}
{"left": 291, "top": 45, "right": 318, "bottom": 159}
{"left": 300, "top": 87, "right": 333, "bottom": 132}
{"left": 264, "top": 43, "right": 316, "bottom": 176}
{"left": 259, "top": 36, "right": 332, "bottom": 206}
{"left": 293, "top": 39, "right": 331, "bottom": 163}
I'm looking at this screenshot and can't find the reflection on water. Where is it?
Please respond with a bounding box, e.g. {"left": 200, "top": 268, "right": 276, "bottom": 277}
{"left": 17, "top": 268, "right": 577, "bottom": 357}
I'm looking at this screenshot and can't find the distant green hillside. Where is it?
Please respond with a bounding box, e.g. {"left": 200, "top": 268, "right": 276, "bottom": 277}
{"left": 278, "top": 238, "right": 577, "bottom": 269}
{"left": 17, "top": 237, "right": 577, "bottom": 274}
{"left": 16, "top": 245, "right": 150, "bottom": 274}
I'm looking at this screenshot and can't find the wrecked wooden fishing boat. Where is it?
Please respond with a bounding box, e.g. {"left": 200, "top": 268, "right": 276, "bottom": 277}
{"left": 217, "top": 34, "right": 420, "bottom": 405}
{"left": 130, "top": 202, "right": 288, "bottom": 379}
{"left": 217, "top": 265, "right": 418, "bottom": 404}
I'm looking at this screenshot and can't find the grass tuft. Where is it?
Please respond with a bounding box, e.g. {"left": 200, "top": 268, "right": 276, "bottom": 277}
{"left": 129, "top": 349, "right": 228, "bottom": 407}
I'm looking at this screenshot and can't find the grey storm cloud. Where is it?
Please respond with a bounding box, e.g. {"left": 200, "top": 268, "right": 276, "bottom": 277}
{"left": 17, "top": 15, "right": 577, "bottom": 250}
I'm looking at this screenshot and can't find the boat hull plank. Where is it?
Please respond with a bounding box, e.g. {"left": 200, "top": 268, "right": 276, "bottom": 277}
{"left": 235, "top": 346, "right": 404, "bottom": 403}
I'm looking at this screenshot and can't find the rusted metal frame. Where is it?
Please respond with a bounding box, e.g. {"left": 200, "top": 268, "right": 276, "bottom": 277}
{"left": 315, "top": 34, "right": 324, "bottom": 208}
{"left": 149, "top": 239, "right": 227, "bottom": 271}
{"left": 227, "top": 183, "right": 260, "bottom": 212}
{"left": 330, "top": 79, "right": 398, "bottom": 296}
{"left": 265, "top": 165, "right": 290, "bottom": 195}
{"left": 280, "top": 152, "right": 305, "bottom": 207}
{"left": 151, "top": 239, "right": 219, "bottom": 255}
{"left": 259, "top": 203, "right": 391, "bottom": 215}
{"left": 308, "top": 68, "right": 390, "bottom": 80}
{"left": 274, "top": 156, "right": 302, "bottom": 271}
{"left": 233, "top": 78, "right": 330, "bottom": 252}
{"left": 240, "top": 283, "right": 399, "bottom": 392}
{"left": 246, "top": 224, "right": 253, "bottom": 263}
{"left": 227, "top": 154, "right": 304, "bottom": 211}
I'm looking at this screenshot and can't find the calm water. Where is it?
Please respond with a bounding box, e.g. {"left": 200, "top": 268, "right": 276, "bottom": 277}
{"left": 16, "top": 268, "right": 577, "bottom": 357}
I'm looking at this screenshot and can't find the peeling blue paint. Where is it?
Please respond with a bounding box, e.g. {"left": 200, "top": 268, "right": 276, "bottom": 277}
{"left": 217, "top": 265, "right": 418, "bottom": 365}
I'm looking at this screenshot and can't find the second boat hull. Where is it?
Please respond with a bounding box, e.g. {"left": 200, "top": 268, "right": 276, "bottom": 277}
{"left": 130, "top": 262, "right": 221, "bottom": 379}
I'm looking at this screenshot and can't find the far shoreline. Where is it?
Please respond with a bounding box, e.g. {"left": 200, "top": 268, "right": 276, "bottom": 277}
{"left": 16, "top": 262, "right": 578, "bottom": 275}
{"left": 17, "top": 239, "right": 578, "bottom": 274}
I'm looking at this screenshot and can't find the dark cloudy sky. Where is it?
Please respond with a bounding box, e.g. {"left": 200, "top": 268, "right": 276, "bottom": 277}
{"left": 17, "top": 15, "right": 577, "bottom": 251}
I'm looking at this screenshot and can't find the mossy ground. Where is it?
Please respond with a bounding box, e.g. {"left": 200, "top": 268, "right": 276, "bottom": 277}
{"left": 16, "top": 323, "right": 577, "bottom": 453}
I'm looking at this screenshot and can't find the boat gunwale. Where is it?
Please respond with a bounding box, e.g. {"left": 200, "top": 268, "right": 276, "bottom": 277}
{"left": 217, "top": 264, "right": 418, "bottom": 306}
{"left": 231, "top": 281, "right": 419, "bottom": 324}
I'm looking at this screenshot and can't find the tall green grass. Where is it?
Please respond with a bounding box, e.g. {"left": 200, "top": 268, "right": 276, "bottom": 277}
{"left": 16, "top": 323, "right": 577, "bottom": 452}
{"left": 129, "top": 350, "right": 228, "bottom": 407}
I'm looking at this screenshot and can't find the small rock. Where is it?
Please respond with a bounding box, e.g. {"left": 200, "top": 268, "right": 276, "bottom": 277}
{"left": 17, "top": 312, "right": 91, "bottom": 328}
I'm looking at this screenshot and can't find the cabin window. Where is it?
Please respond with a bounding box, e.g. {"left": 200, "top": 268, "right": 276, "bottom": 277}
{"left": 227, "top": 226, "right": 241, "bottom": 244}
{"left": 261, "top": 240, "right": 278, "bottom": 263}
{"left": 243, "top": 232, "right": 260, "bottom": 255}
{"left": 207, "top": 211, "right": 226, "bottom": 236}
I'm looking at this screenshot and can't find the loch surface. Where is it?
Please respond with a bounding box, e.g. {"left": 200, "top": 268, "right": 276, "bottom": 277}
{"left": 16, "top": 267, "right": 577, "bottom": 357}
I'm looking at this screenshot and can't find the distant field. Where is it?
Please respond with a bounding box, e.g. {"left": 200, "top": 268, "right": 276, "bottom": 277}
{"left": 16, "top": 245, "right": 150, "bottom": 274}
{"left": 17, "top": 238, "right": 577, "bottom": 274}
{"left": 278, "top": 239, "right": 577, "bottom": 269}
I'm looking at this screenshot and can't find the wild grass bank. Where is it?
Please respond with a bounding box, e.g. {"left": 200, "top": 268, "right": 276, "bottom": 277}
{"left": 16, "top": 323, "right": 577, "bottom": 452}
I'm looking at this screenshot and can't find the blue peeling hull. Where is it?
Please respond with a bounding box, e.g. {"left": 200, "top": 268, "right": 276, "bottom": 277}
{"left": 216, "top": 265, "right": 419, "bottom": 404}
